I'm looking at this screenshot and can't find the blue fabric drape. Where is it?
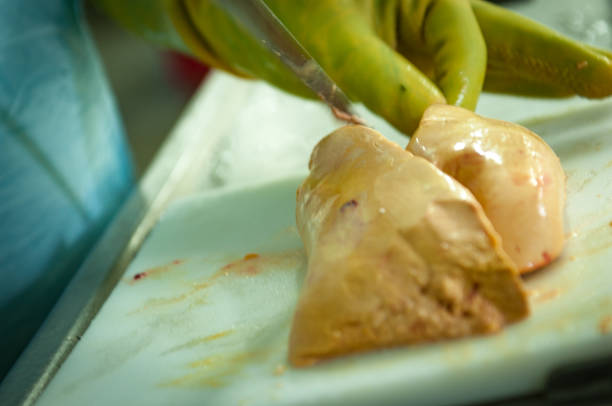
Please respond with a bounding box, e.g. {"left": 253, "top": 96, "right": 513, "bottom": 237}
{"left": 0, "top": 0, "right": 134, "bottom": 380}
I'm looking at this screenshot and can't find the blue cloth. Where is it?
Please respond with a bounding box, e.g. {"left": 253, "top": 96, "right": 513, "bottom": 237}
{"left": 0, "top": 0, "right": 133, "bottom": 379}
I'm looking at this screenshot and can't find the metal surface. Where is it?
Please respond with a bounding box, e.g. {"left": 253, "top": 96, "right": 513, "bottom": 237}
{"left": 211, "top": 0, "right": 363, "bottom": 125}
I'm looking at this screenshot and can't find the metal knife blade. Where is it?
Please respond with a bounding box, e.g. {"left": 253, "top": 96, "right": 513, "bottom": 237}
{"left": 211, "top": 0, "right": 364, "bottom": 125}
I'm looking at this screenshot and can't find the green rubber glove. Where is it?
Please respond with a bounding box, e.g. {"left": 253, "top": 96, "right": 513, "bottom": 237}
{"left": 94, "top": 0, "right": 612, "bottom": 135}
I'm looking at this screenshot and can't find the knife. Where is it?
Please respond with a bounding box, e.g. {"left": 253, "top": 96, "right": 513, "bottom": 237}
{"left": 210, "top": 0, "right": 365, "bottom": 125}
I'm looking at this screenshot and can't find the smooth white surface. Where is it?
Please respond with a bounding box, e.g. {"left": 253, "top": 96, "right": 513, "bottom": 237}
{"left": 36, "top": 70, "right": 612, "bottom": 406}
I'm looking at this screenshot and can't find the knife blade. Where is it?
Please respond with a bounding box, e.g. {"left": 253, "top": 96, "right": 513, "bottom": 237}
{"left": 210, "top": 0, "right": 364, "bottom": 125}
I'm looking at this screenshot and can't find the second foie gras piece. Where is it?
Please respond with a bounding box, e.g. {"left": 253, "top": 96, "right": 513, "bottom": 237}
{"left": 407, "top": 104, "right": 566, "bottom": 273}
{"left": 290, "top": 125, "right": 528, "bottom": 367}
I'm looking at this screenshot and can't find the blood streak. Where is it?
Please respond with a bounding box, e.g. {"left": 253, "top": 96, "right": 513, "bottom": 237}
{"left": 599, "top": 316, "right": 612, "bottom": 334}
{"left": 129, "top": 258, "right": 185, "bottom": 283}
{"left": 340, "top": 199, "right": 358, "bottom": 212}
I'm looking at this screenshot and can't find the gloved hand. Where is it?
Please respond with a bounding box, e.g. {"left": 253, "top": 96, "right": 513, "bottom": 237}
{"left": 95, "top": 0, "right": 612, "bottom": 134}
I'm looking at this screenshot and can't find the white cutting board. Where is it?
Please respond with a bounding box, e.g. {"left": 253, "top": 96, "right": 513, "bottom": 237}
{"left": 35, "top": 84, "right": 612, "bottom": 406}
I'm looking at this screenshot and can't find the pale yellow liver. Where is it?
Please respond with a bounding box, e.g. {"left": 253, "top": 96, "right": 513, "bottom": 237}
{"left": 290, "top": 125, "right": 528, "bottom": 367}
{"left": 408, "top": 105, "right": 566, "bottom": 273}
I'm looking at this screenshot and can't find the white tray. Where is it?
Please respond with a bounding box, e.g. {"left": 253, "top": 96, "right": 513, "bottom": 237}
{"left": 36, "top": 92, "right": 612, "bottom": 406}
